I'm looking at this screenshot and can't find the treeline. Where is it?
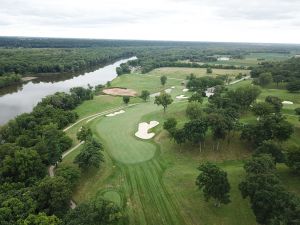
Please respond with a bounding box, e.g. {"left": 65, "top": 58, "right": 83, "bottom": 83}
{"left": 0, "top": 73, "right": 21, "bottom": 88}
{"left": 251, "top": 57, "right": 300, "bottom": 92}
{"left": 0, "top": 87, "right": 116, "bottom": 224}
{"left": 0, "top": 47, "right": 134, "bottom": 75}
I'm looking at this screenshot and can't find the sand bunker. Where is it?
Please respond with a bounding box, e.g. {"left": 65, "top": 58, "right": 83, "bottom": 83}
{"left": 282, "top": 101, "right": 293, "bottom": 105}
{"left": 135, "top": 121, "right": 159, "bottom": 139}
{"left": 150, "top": 88, "right": 172, "bottom": 97}
{"left": 103, "top": 88, "right": 137, "bottom": 96}
{"left": 165, "top": 88, "right": 172, "bottom": 93}
{"left": 176, "top": 95, "right": 189, "bottom": 100}
{"left": 106, "top": 110, "right": 125, "bottom": 117}
{"left": 171, "top": 86, "right": 175, "bottom": 89}
{"left": 183, "top": 88, "right": 189, "bottom": 92}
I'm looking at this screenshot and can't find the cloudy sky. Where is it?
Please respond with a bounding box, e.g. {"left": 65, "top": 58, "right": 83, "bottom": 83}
{"left": 0, "top": 0, "right": 299, "bottom": 43}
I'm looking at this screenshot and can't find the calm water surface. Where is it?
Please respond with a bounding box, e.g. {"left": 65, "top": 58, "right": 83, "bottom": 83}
{"left": 0, "top": 57, "right": 135, "bottom": 125}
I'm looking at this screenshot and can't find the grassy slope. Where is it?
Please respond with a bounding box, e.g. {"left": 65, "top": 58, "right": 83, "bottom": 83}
{"left": 61, "top": 67, "right": 300, "bottom": 225}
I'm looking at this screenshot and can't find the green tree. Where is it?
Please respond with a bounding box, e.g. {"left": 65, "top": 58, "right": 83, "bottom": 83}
{"left": 64, "top": 195, "right": 123, "bottom": 225}
{"left": 252, "top": 102, "right": 275, "bottom": 117}
{"left": 154, "top": 92, "right": 173, "bottom": 113}
{"left": 257, "top": 72, "right": 273, "bottom": 87}
{"left": 0, "top": 145, "right": 46, "bottom": 185}
{"left": 33, "top": 176, "right": 72, "bottom": 217}
{"left": 206, "top": 67, "right": 212, "bottom": 74}
{"left": 160, "top": 75, "right": 167, "bottom": 86}
{"left": 286, "top": 146, "right": 300, "bottom": 175}
{"left": 122, "top": 96, "right": 130, "bottom": 105}
{"left": 255, "top": 141, "right": 284, "bottom": 163}
{"left": 186, "top": 102, "right": 202, "bottom": 120}
{"left": 55, "top": 165, "right": 81, "bottom": 188}
{"left": 196, "top": 162, "right": 230, "bottom": 207}
{"left": 140, "top": 90, "right": 150, "bottom": 102}
{"left": 172, "top": 128, "right": 186, "bottom": 151}
{"left": 19, "top": 213, "right": 62, "bottom": 225}
{"left": 265, "top": 96, "right": 283, "bottom": 113}
{"left": 295, "top": 108, "right": 300, "bottom": 115}
{"left": 163, "top": 118, "right": 177, "bottom": 132}
{"left": 273, "top": 75, "right": 284, "bottom": 87}
{"left": 188, "top": 92, "right": 203, "bottom": 103}
{"left": 244, "top": 154, "right": 275, "bottom": 175}
{"left": 74, "top": 138, "right": 104, "bottom": 171}
{"left": 184, "top": 118, "right": 208, "bottom": 152}
{"left": 77, "top": 126, "right": 92, "bottom": 142}
{"left": 207, "top": 113, "right": 228, "bottom": 150}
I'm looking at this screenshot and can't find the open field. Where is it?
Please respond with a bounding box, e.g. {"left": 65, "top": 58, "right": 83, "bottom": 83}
{"left": 60, "top": 67, "right": 300, "bottom": 225}
{"left": 148, "top": 67, "right": 250, "bottom": 80}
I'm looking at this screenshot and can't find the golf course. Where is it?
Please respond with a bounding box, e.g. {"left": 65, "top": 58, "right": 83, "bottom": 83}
{"left": 57, "top": 65, "right": 300, "bottom": 225}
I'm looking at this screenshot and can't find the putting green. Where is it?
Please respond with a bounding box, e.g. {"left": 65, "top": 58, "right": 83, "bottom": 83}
{"left": 94, "top": 103, "right": 159, "bottom": 164}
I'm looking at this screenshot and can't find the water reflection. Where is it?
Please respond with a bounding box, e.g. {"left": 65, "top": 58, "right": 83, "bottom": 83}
{"left": 0, "top": 57, "right": 135, "bottom": 125}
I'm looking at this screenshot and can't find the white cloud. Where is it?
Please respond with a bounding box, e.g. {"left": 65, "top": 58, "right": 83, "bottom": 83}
{"left": 0, "top": 0, "right": 299, "bottom": 43}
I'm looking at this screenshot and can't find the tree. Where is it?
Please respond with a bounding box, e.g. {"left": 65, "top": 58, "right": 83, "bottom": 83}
{"left": 160, "top": 75, "right": 167, "bottom": 86}
{"left": 257, "top": 72, "right": 273, "bottom": 87}
{"left": 206, "top": 67, "right": 212, "bottom": 74}
{"left": 286, "top": 146, "right": 300, "bottom": 174}
{"left": 19, "top": 213, "right": 62, "bottom": 225}
{"left": 265, "top": 96, "right": 283, "bottom": 113}
{"left": 186, "top": 102, "right": 202, "bottom": 120}
{"left": 196, "top": 162, "right": 230, "bottom": 207}
{"left": 226, "top": 86, "right": 261, "bottom": 111}
{"left": 188, "top": 92, "right": 203, "bottom": 103}
{"left": 287, "top": 81, "right": 300, "bottom": 93}
{"left": 184, "top": 118, "right": 208, "bottom": 152}
{"left": 77, "top": 126, "right": 92, "bottom": 142}
{"left": 74, "top": 138, "right": 104, "bottom": 171}
{"left": 273, "top": 75, "right": 284, "bottom": 87}
{"left": 172, "top": 128, "right": 186, "bottom": 151}
{"left": 255, "top": 141, "right": 284, "bottom": 163}
{"left": 252, "top": 102, "right": 275, "bottom": 117}
{"left": 163, "top": 118, "right": 177, "bottom": 132}
{"left": 0, "top": 145, "right": 46, "bottom": 185}
{"left": 33, "top": 176, "right": 72, "bottom": 217}
{"left": 244, "top": 154, "right": 276, "bottom": 175}
{"left": 55, "top": 165, "right": 81, "bottom": 188}
{"left": 154, "top": 92, "right": 173, "bottom": 113}
{"left": 140, "top": 90, "right": 150, "bottom": 102}
{"left": 207, "top": 113, "right": 228, "bottom": 150}
{"left": 122, "top": 96, "right": 130, "bottom": 105}
{"left": 64, "top": 195, "right": 123, "bottom": 225}
{"left": 295, "top": 107, "right": 300, "bottom": 115}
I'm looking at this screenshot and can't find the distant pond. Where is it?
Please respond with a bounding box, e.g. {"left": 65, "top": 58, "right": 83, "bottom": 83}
{"left": 0, "top": 57, "right": 136, "bottom": 125}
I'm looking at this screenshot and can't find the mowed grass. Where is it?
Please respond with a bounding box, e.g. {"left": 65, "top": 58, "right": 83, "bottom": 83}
{"left": 93, "top": 103, "right": 159, "bottom": 164}
{"left": 148, "top": 67, "right": 250, "bottom": 80}
{"left": 111, "top": 73, "right": 181, "bottom": 93}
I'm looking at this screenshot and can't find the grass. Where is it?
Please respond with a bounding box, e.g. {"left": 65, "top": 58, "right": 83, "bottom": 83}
{"left": 148, "top": 67, "right": 250, "bottom": 80}
{"left": 60, "top": 67, "right": 300, "bottom": 225}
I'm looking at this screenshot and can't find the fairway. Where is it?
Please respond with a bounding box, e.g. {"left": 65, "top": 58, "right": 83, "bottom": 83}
{"left": 94, "top": 103, "right": 159, "bottom": 164}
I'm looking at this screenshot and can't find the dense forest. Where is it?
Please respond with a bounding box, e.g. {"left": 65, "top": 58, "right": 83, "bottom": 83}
{"left": 251, "top": 57, "right": 300, "bottom": 92}
{"left": 0, "top": 86, "right": 100, "bottom": 224}
{"left": 1, "top": 37, "right": 300, "bottom": 88}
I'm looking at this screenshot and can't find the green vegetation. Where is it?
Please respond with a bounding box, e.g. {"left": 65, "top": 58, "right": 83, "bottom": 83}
{"left": 1, "top": 38, "right": 300, "bottom": 224}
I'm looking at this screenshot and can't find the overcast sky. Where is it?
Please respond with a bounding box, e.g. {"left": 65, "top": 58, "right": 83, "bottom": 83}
{"left": 0, "top": 0, "right": 299, "bottom": 43}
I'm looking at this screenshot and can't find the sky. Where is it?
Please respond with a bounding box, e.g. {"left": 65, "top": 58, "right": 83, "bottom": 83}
{"left": 0, "top": 0, "right": 299, "bottom": 44}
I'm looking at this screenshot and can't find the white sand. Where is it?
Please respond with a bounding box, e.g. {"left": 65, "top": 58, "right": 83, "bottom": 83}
{"left": 171, "top": 86, "right": 175, "bottom": 89}
{"left": 165, "top": 88, "right": 172, "bottom": 93}
{"left": 106, "top": 110, "right": 125, "bottom": 117}
{"left": 205, "top": 91, "right": 214, "bottom": 97}
{"left": 135, "top": 121, "right": 159, "bottom": 139}
{"left": 183, "top": 88, "right": 189, "bottom": 92}
{"left": 282, "top": 101, "right": 293, "bottom": 105}
{"left": 176, "top": 95, "right": 189, "bottom": 100}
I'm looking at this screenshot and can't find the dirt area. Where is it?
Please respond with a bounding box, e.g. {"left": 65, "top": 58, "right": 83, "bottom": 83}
{"left": 103, "top": 88, "right": 137, "bottom": 96}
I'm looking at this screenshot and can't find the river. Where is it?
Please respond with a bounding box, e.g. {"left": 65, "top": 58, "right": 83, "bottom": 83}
{"left": 0, "top": 57, "right": 136, "bottom": 125}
